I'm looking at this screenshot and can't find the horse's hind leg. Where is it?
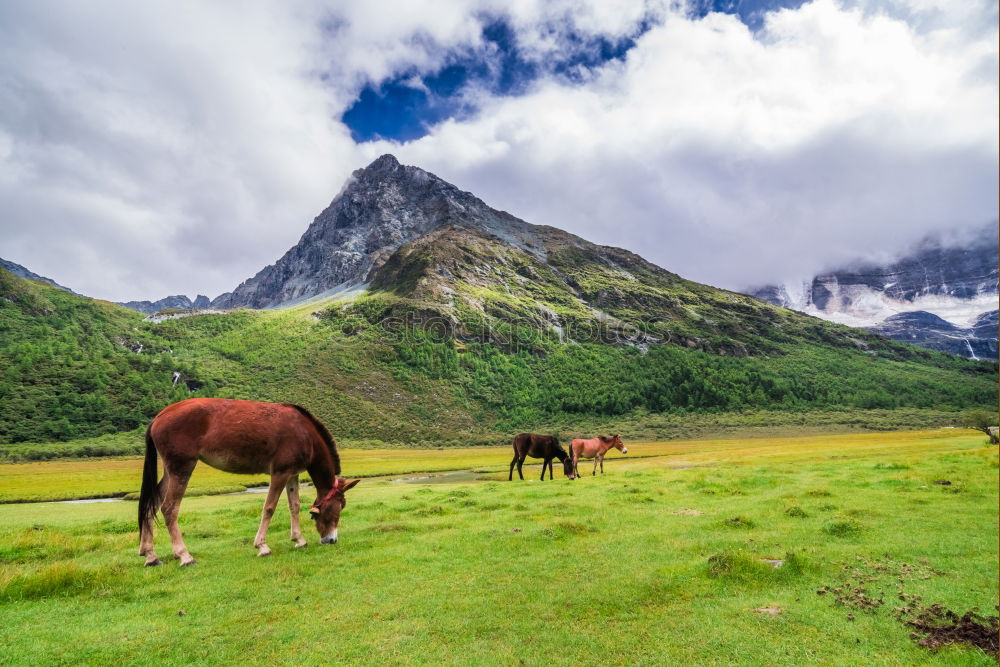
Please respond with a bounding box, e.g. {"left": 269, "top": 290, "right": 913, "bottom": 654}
{"left": 254, "top": 472, "right": 291, "bottom": 557}
{"left": 509, "top": 455, "right": 518, "bottom": 481}
{"left": 161, "top": 463, "right": 197, "bottom": 566}
{"left": 286, "top": 475, "right": 307, "bottom": 548}
{"left": 516, "top": 457, "right": 525, "bottom": 480}
{"left": 140, "top": 476, "right": 166, "bottom": 566}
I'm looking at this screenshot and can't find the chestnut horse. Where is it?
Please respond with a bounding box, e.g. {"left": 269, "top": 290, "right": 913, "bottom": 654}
{"left": 138, "top": 398, "right": 359, "bottom": 567}
{"left": 570, "top": 434, "right": 627, "bottom": 477}
{"left": 509, "top": 433, "right": 576, "bottom": 481}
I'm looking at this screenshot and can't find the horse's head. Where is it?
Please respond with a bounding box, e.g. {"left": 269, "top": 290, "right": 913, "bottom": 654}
{"left": 309, "top": 477, "right": 360, "bottom": 544}
{"left": 562, "top": 455, "right": 577, "bottom": 480}
{"left": 611, "top": 434, "right": 626, "bottom": 454}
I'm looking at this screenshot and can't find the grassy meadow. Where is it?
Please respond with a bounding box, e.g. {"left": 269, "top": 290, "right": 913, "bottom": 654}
{"left": 0, "top": 430, "right": 997, "bottom": 665}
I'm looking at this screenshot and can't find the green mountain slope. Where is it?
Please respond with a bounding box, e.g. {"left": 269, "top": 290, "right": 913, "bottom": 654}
{"left": 1, "top": 222, "right": 996, "bottom": 450}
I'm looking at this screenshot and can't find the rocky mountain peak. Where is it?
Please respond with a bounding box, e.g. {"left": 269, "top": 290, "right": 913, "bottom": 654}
{"left": 211, "top": 156, "right": 545, "bottom": 309}
{"left": 358, "top": 153, "right": 402, "bottom": 175}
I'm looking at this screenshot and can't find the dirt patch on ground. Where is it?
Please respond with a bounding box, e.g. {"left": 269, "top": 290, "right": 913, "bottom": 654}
{"left": 754, "top": 606, "right": 782, "bottom": 615}
{"left": 896, "top": 603, "right": 999, "bottom": 654}
{"left": 673, "top": 509, "right": 702, "bottom": 516}
{"left": 816, "top": 554, "right": 997, "bottom": 655}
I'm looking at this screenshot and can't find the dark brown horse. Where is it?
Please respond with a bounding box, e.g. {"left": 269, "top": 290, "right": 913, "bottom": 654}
{"left": 138, "top": 398, "right": 359, "bottom": 566}
{"left": 509, "top": 433, "right": 576, "bottom": 481}
{"left": 570, "top": 434, "right": 627, "bottom": 477}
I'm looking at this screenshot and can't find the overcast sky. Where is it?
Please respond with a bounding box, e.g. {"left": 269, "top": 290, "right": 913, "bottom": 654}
{"left": 0, "top": 0, "right": 996, "bottom": 302}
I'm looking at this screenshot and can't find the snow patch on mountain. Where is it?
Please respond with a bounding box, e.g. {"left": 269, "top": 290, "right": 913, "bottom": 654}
{"left": 774, "top": 284, "right": 996, "bottom": 330}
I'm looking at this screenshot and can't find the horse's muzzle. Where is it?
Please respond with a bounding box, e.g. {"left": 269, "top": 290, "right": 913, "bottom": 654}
{"left": 321, "top": 536, "right": 337, "bottom": 545}
{"left": 622, "top": 448, "right": 628, "bottom": 454}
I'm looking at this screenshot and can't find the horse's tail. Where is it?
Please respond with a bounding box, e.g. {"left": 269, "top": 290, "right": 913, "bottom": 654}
{"left": 290, "top": 404, "right": 340, "bottom": 476}
{"left": 137, "top": 425, "right": 161, "bottom": 532}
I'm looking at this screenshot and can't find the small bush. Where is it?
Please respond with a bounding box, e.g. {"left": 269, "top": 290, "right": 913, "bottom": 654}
{"left": 707, "top": 549, "right": 771, "bottom": 582}
{"left": 873, "top": 463, "right": 910, "bottom": 471}
{"left": 413, "top": 505, "right": 448, "bottom": 517}
{"left": 721, "top": 516, "right": 756, "bottom": 529}
{"left": 554, "top": 520, "right": 595, "bottom": 535}
{"left": 822, "top": 518, "right": 863, "bottom": 537}
{"left": 785, "top": 506, "right": 808, "bottom": 518}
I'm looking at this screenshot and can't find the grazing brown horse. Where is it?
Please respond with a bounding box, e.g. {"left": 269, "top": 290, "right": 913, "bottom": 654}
{"left": 570, "top": 434, "right": 627, "bottom": 477}
{"left": 138, "top": 398, "right": 359, "bottom": 567}
{"left": 509, "top": 433, "right": 576, "bottom": 481}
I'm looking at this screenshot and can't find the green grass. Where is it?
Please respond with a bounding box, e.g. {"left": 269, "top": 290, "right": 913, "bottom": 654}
{"left": 0, "top": 429, "right": 988, "bottom": 503}
{"left": 0, "top": 431, "right": 996, "bottom": 664}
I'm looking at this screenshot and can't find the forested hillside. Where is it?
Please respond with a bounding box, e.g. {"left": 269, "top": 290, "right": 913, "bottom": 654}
{"left": 1, "top": 266, "right": 995, "bottom": 448}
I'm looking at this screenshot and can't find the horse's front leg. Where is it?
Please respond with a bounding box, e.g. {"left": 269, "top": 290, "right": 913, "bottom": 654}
{"left": 286, "top": 475, "right": 307, "bottom": 548}
{"left": 593, "top": 456, "right": 598, "bottom": 476}
{"left": 600, "top": 454, "right": 605, "bottom": 474}
{"left": 540, "top": 458, "right": 550, "bottom": 481}
{"left": 254, "top": 472, "right": 291, "bottom": 557}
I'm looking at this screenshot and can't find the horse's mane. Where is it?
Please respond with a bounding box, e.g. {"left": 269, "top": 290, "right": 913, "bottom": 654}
{"left": 287, "top": 404, "right": 341, "bottom": 475}
{"left": 599, "top": 435, "right": 613, "bottom": 443}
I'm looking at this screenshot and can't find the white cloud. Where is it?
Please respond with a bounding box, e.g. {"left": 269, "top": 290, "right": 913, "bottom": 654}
{"left": 383, "top": 0, "right": 998, "bottom": 288}
{"left": 0, "top": 0, "right": 995, "bottom": 300}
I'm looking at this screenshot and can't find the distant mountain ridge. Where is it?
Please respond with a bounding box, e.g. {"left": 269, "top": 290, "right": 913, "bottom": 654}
{"left": 0, "top": 258, "right": 80, "bottom": 295}
{"left": 118, "top": 294, "right": 211, "bottom": 315}
{"left": 0, "top": 257, "right": 215, "bottom": 316}
{"left": 745, "top": 227, "right": 999, "bottom": 359}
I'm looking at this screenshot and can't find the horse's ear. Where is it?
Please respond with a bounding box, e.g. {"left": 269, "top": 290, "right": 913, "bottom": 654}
{"left": 341, "top": 478, "right": 361, "bottom": 492}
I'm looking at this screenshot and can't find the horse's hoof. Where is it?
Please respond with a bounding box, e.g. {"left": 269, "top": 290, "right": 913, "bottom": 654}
{"left": 144, "top": 559, "right": 162, "bottom": 567}
{"left": 293, "top": 541, "right": 307, "bottom": 549}
{"left": 179, "top": 559, "right": 196, "bottom": 567}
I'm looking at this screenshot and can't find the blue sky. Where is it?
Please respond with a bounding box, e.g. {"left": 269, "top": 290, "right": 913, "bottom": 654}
{"left": 342, "top": 16, "right": 652, "bottom": 142}
{"left": 0, "top": 0, "right": 996, "bottom": 302}
{"left": 342, "top": 1, "right": 809, "bottom": 143}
